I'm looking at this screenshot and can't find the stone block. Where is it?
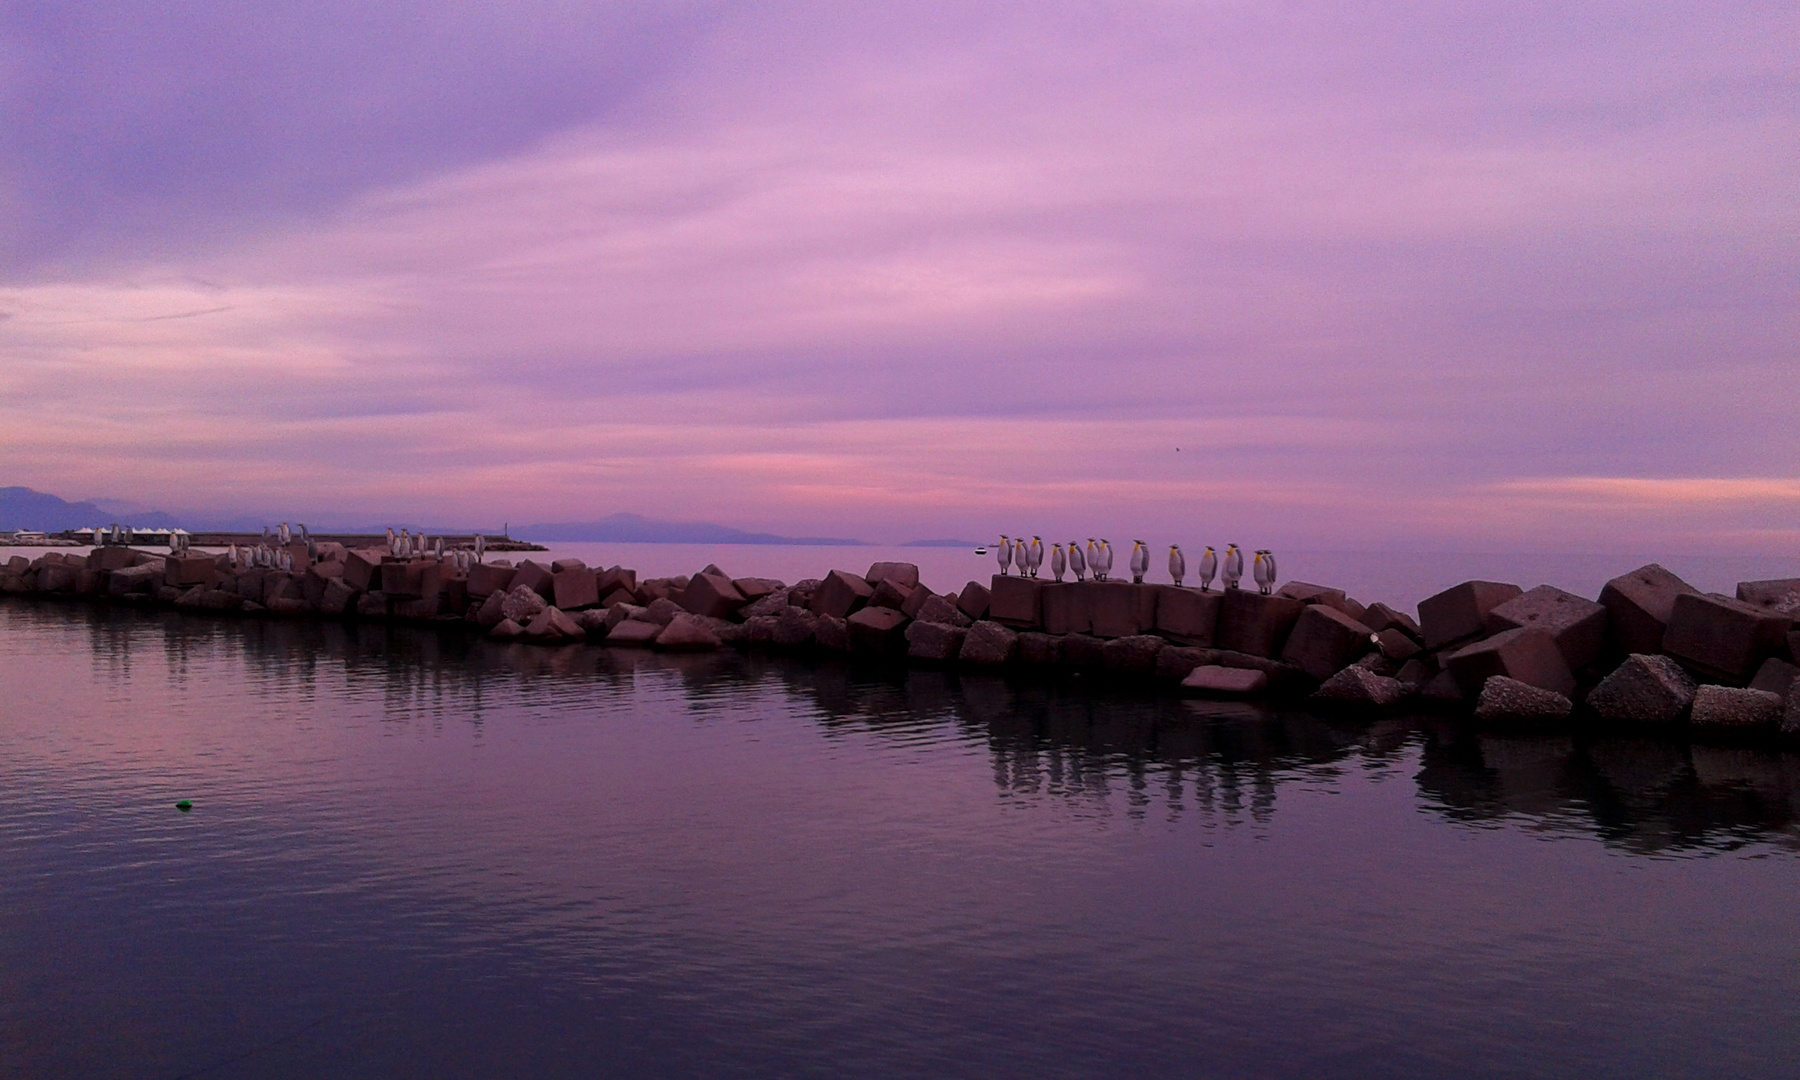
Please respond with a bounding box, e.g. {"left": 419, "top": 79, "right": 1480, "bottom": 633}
{"left": 1101, "top": 635, "right": 1163, "bottom": 675}
{"left": 474, "top": 590, "right": 507, "bottom": 628}
{"left": 1084, "top": 581, "right": 1157, "bottom": 639}
{"left": 900, "top": 583, "right": 934, "bottom": 619}
{"left": 1376, "top": 628, "right": 1422, "bottom": 663}
{"left": 390, "top": 595, "right": 441, "bottom": 621}
{"left": 596, "top": 566, "right": 638, "bottom": 597}
{"left": 1157, "top": 646, "right": 1208, "bottom": 681}
{"left": 354, "top": 591, "right": 388, "bottom": 618}
{"left": 1418, "top": 669, "right": 1465, "bottom": 704}
{"left": 847, "top": 606, "right": 910, "bottom": 654}
{"left": 814, "top": 614, "right": 851, "bottom": 652}
{"left": 163, "top": 556, "right": 220, "bottom": 589}
{"left": 548, "top": 568, "right": 599, "bottom": 611}
{"left": 1484, "top": 585, "right": 1608, "bottom": 671}
{"left": 677, "top": 571, "right": 745, "bottom": 620}
{"left": 786, "top": 579, "right": 821, "bottom": 609}
{"left": 956, "top": 581, "right": 991, "bottom": 621}
{"left": 1749, "top": 657, "right": 1799, "bottom": 701}
{"left": 1586, "top": 654, "right": 1697, "bottom": 725}
{"left": 1446, "top": 627, "right": 1576, "bottom": 698}
{"left": 573, "top": 609, "right": 611, "bottom": 637}
{"left": 1395, "top": 657, "right": 1435, "bottom": 686}
{"left": 1311, "top": 665, "right": 1405, "bottom": 709}
{"left": 1474, "top": 676, "right": 1573, "bottom": 724}
{"left": 1663, "top": 592, "right": 1791, "bottom": 683}
{"left": 604, "top": 604, "right": 647, "bottom": 631}
{"left": 381, "top": 560, "right": 441, "bottom": 601}
{"left": 1215, "top": 590, "right": 1305, "bottom": 658}
{"left": 267, "top": 597, "right": 311, "bottom": 617}
{"left": 644, "top": 598, "right": 683, "bottom": 626}
{"left": 107, "top": 562, "right": 162, "bottom": 596}
{"left": 740, "top": 591, "right": 791, "bottom": 621}
{"left": 867, "top": 578, "right": 914, "bottom": 611}
{"left": 1418, "top": 580, "right": 1524, "bottom": 650}
{"left": 1040, "top": 583, "right": 1089, "bottom": 636}
{"left": 1599, "top": 564, "right": 1699, "bottom": 656}
{"left": 988, "top": 575, "right": 1042, "bottom": 629}
{"left": 865, "top": 562, "right": 920, "bottom": 590}
{"left": 1280, "top": 604, "right": 1374, "bottom": 681}
{"left": 605, "top": 619, "right": 662, "bottom": 647}
{"left": 337, "top": 549, "right": 381, "bottom": 591}
{"left": 810, "top": 570, "right": 873, "bottom": 620}
{"left": 1275, "top": 581, "right": 1344, "bottom": 606}
{"left": 489, "top": 618, "right": 526, "bottom": 641}
{"left": 1363, "top": 603, "right": 1423, "bottom": 640}
{"left": 551, "top": 558, "right": 587, "bottom": 574}
{"left": 508, "top": 560, "right": 555, "bottom": 599}
{"left": 1181, "top": 665, "right": 1268, "bottom": 696}
{"left": 302, "top": 562, "right": 344, "bottom": 607}
{"left": 1016, "top": 632, "right": 1064, "bottom": 667}
{"left": 1690, "top": 685, "right": 1783, "bottom": 732}
{"left": 1736, "top": 579, "right": 1800, "bottom": 618}
{"left": 733, "top": 577, "right": 785, "bottom": 602}
{"left": 905, "top": 619, "right": 967, "bottom": 662}
{"left": 959, "top": 620, "right": 1019, "bottom": 666}
{"left": 915, "top": 595, "right": 971, "bottom": 627}
{"left": 500, "top": 585, "right": 548, "bottom": 625}
{"left": 657, "top": 614, "right": 723, "bottom": 651}
{"left": 522, "top": 606, "right": 584, "bottom": 643}
{"left": 1155, "top": 586, "right": 1221, "bottom": 646}
{"left": 743, "top": 615, "right": 778, "bottom": 645}
{"left": 318, "top": 578, "right": 359, "bottom": 616}
{"left": 601, "top": 588, "right": 637, "bottom": 608}
{"left": 1061, "top": 633, "right": 1106, "bottom": 671}
{"left": 465, "top": 562, "right": 513, "bottom": 599}
{"left": 88, "top": 546, "right": 138, "bottom": 572}
{"left": 772, "top": 607, "right": 819, "bottom": 648}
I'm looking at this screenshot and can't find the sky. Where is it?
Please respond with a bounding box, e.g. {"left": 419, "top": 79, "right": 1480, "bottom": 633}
{"left": 1, "top": 1, "right": 1794, "bottom": 551}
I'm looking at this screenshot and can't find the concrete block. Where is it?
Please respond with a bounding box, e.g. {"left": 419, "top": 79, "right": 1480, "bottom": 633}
{"left": 88, "top": 546, "right": 138, "bottom": 572}
{"left": 548, "top": 568, "right": 599, "bottom": 611}
{"left": 1663, "top": 592, "right": 1791, "bottom": 683}
{"left": 1215, "top": 590, "right": 1305, "bottom": 658}
{"left": 1275, "top": 581, "right": 1344, "bottom": 606}
{"left": 1363, "top": 603, "right": 1423, "bottom": 640}
{"left": 814, "top": 614, "right": 851, "bottom": 652}
{"left": 1181, "top": 665, "right": 1268, "bottom": 696}
{"left": 508, "top": 560, "right": 555, "bottom": 599}
{"left": 1084, "top": 581, "right": 1157, "bottom": 639}
{"left": 1155, "top": 586, "right": 1221, "bottom": 646}
{"left": 1376, "top": 628, "right": 1421, "bottom": 663}
{"left": 867, "top": 578, "right": 914, "bottom": 612}
{"left": 1474, "top": 676, "right": 1573, "bottom": 724}
{"left": 465, "top": 562, "right": 513, "bottom": 599}
{"left": 1157, "top": 646, "right": 1209, "bottom": 681}
{"left": 772, "top": 607, "right": 819, "bottom": 648}
{"left": 606, "top": 619, "right": 662, "bottom": 647}
{"left": 1016, "top": 632, "right": 1064, "bottom": 667}
{"left": 959, "top": 620, "right": 1019, "bottom": 665}
{"left": 786, "top": 579, "right": 821, "bottom": 609}
{"left": 740, "top": 591, "right": 791, "bottom": 621}
{"left": 847, "top": 606, "right": 910, "bottom": 654}
{"left": 1690, "top": 685, "right": 1783, "bottom": 732}
{"left": 1748, "top": 657, "right": 1799, "bottom": 701}
{"left": 342, "top": 549, "right": 385, "bottom": 592}
{"left": 550, "top": 558, "right": 587, "bottom": 574}
{"left": 1100, "top": 635, "right": 1163, "bottom": 675}
{"left": 107, "top": 562, "right": 162, "bottom": 596}
{"left": 573, "top": 609, "right": 610, "bottom": 637}
{"left": 603, "top": 604, "right": 646, "bottom": 631}
{"left": 733, "top": 577, "right": 785, "bottom": 602}
{"left": 956, "top": 581, "right": 991, "bottom": 621}
{"left": 1418, "top": 580, "right": 1524, "bottom": 650}
{"left": 915, "top": 595, "right": 972, "bottom": 628}
{"left": 1586, "top": 654, "right": 1697, "bottom": 725}
{"left": 644, "top": 598, "right": 683, "bottom": 626}
{"left": 1311, "top": 665, "right": 1405, "bottom": 709}
{"left": 1061, "top": 633, "right": 1106, "bottom": 671}
{"left": 596, "top": 566, "right": 638, "bottom": 597}
{"left": 601, "top": 588, "right": 637, "bottom": 608}
{"left": 905, "top": 619, "right": 967, "bottom": 662}
{"left": 811, "top": 570, "right": 873, "bottom": 620}
{"left": 742, "top": 615, "right": 778, "bottom": 645}
{"left": 354, "top": 591, "right": 388, "bottom": 619}
{"left": 865, "top": 562, "right": 921, "bottom": 590}
{"left": 164, "top": 556, "right": 220, "bottom": 589}
{"left": 988, "top": 575, "right": 1042, "bottom": 629}
{"left": 1737, "top": 578, "right": 1800, "bottom": 618}
{"left": 678, "top": 571, "right": 745, "bottom": 620}
{"left": 500, "top": 585, "right": 548, "bottom": 625}
{"left": 382, "top": 561, "right": 441, "bottom": 601}
{"left": 1280, "top": 604, "right": 1374, "bottom": 681}
{"left": 523, "top": 606, "right": 584, "bottom": 642}
{"left": 318, "top": 579, "right": 359, "bottom": 616}
{"left": 900, "top": 582, "right": 934, "bottom": 619}
{"left": 390, "top": 595, "right": 441, "bottom": 621}
{"left": 489, "top": 618, "right": 526, "bottom": 640}
{"left": 1446, "top": 627, "right": 1575, "bottom": 698}
{"left": 657, "top": 614, "right": 723, "bottom": 651}
{"left": 1395, "top": 657, "right": 1435, "bottom": 686}
{"left": 302, "top": 562, "right": 344, "bottom": 607}
{"left": 1599, "top": 564, "right": 1698, "bottom": 656}
{"left": 1484, "top": 585, "right": 1608, "bottom": 670}
{"left": 1040, "top": 583, "right": 1088, "bottom": 635}
{"left": 267, "top": 597, "right": 311, "bottom": 617}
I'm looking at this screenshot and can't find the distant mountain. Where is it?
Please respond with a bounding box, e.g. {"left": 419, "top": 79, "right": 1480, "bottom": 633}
{"left": 0, "top": 486, "right": 183, "bottom": 531}
{"left": 899, "top": 538, "right": 984, "bottom": 548}
{"left": 516, "top": 513, "right": 868, "bottom": 546}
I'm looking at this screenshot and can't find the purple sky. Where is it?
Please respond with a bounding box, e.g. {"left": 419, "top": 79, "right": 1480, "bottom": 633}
{"left": 2, "top": 2, "right": 1794, "bottom": 550}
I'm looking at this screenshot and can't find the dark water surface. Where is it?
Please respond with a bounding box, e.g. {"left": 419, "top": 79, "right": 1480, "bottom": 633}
{"left": 3, "top": 602, "right": 1798, "bottom": 1079}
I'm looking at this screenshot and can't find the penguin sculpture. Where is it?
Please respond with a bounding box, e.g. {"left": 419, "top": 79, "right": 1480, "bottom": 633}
{"left": 1050, "top": 543, "right": 1066, "bottom": 582}
{"left": 227, "top": 543, "right": 240, "bottom": 569}
{"left": 1069, "top": 540, "right": 1088, "bottom": 581}
{"left": 1086, "top": 539, "right": 1100, "bottom": 580}
{"left": 1223, "top": 544, "right": 1243, "bottom": 589}
{"left": 1266, "top": 550, "right": 1278, "bottom": 589}
{"left": 1129, "top": 540, "right": 1149, "bottom": 584}
{"left": 1253, "top": 550, "right": 1272, "bottom": 595}
{"left": 474, "top": 534, "right": 486, "bottom": 563}
{"left": 1097, "top": 540, "right": 1115, "bottom": 582}
{"left": 387, "top": 528, "right": 398, "bottom": 557}
{"left": 1028, "top": 536, "right": 1044, "bottom": 578}
{"left": 1198, "top": 546, "right": 1217, "bottom": 590}
{"left": 1169, "top": 544, "right": 1186, "bottom": 587}
{"left": 997, "top": 535, "right": 1013, "bottom": 576}
{"left": 278, "top": 522, "right": 291, "bottom": 547}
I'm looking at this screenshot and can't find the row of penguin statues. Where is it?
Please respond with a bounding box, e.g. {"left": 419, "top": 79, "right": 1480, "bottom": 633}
{"left": 995, "top": 536, "right": 1278, "bottom": 595}
{"left": 223, "top": 525, "right": 491, "bottom": 572}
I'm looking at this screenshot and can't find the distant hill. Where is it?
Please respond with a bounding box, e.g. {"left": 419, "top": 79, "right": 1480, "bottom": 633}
{"left": 516, "top": 513, "right": 868, "bottom": 546}
{"left": 899, "top": 538, "right": 984, "bottom": 548}
{"left": 0, "top": 486, "right": 184, "bottom": 531}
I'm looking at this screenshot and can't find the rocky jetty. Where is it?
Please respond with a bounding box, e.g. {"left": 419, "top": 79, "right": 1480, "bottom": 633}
{"left": 4, "top": 544, "right": 1797, "bottom": 743}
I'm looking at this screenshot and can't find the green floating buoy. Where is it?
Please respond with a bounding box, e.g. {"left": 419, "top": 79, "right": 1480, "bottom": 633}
{"left": 175, "top": 800, "right": 192, "bottom": 812}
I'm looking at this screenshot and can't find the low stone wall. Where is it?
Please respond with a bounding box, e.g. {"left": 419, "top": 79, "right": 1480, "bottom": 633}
{"left": 5, "top": 547, "right": 1797, "bottom": 742}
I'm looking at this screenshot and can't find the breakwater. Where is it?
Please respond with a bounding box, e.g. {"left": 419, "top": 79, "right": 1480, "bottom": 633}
{"left": 5, "top": 544, "right": 1797, "bottom": 741}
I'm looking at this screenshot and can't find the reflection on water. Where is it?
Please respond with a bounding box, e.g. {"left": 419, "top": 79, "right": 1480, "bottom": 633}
{"left": 4, "top": 601, "right": 1800, "bottom": 1080}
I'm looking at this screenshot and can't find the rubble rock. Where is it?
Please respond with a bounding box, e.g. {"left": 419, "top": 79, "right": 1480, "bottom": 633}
{"left": 740, "top": 591, "right": 791, "bottom": 620}
{"left": 657, "top": 614, "right": 723, "bottom": 651}
{"left": 573, "top": 609, "right": 611, "bottom": 637}
{"left": 1418, "top": 580, "right": 1524, "bottom": 650}
{"left": 508, "top": 560, "right": 555, "bottom": 599}
{"left": 1101, "top": 634, "right": 1164, "bottom": 675}
{"left": 1181, "top": 665, "right": 1268, "bottom": 696}
{"left": 355, "top": 591, "right": 389, "bottom": 618}
{"left": 1418, "top": 669, "right": 1466, "bottom": 704}
{"left": 1016, "top": 632, "right": 1065, "bottom": 667}
{"left": 1599, "top": 564, "right": 1699, "bottom": 656}
{"left": 1484, "top": 585, "right": 1608, "bottom": 671}
{"left": 641, "top": 597, "right": 682, "bottom": 626}
{"left": 867, "top": 578, "right": 914, "bottom": 612}
{"left": 813, "top": 614, "right": 851, "bottom": 652}
{"left": 678, "top": 571, "right": 747, "bottom": 620}
{"left": 905, "top": 619, "right": 967, "bottom": 662}
{"left": 500, "top": 585, "right": 548, "bottom": 625}
{"left": 772, "top": 607, "right": 820, "bottom": 648}
{"left": 595, "top": 566, "right": 638, "bottom": 597}
{"left": 1689, "top": 685, "right": 1784, "bottom": 733}
{"left": 786, "top": 579, "right": 822, "bottom": 610}
{"left": 915, "top": 594, "right": 972, "bottom": 627}
{"left": 1586, "top": 654, "right": 1698, "bottom": 725}
{"left": 1663, "top": 592, "right": 1792, "bottom": 683}
{"left": 732, "top": 577, "right": 785, "bottom": 602}
{"left": 1311, "top": 665, "right": 1405, "bottom": 709}
{"left": 743, "top": 615, "right": 779, "bottom": 646}
{"left": 1280, "top": 604, "right": 1373, "bottom": 681}
{"left": 1061, "top": 633, "right": 1107, "bottom": 671}
{"left": 1474, "top": 676, "right": 1574, "bottom": 724}
{"left": 959, "top": 620, "right": 1019, "bottom": 666}
{"left": 1736, "top": 579, "right": 1800, "bottom": 618}
{"left": 318, "top": 578, "right": 359, "bottom": 616}
{"left": 605, "top": 604, "right": 648, "bottom": 631}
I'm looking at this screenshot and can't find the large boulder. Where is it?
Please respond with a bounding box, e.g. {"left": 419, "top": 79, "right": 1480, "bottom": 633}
{"left": 524, "top": 606, "right": 585, "bottom": 643}
{"left": 1484, "top": 585, "right": 1608, "bottom": 671}
{"left": 955, "top": 581, "right": 991, "bottom": 621}
{"left": 1784, "top": 694, "right": 1800, "bottom": 740}
{"left": 1689, "top": 685, "right": 1783, "bottom": 733}
{"left": 810, "top": 570, "right": 873, "bottom": 620}
{"left": 742, "top": 615, "right": 779, "bottom": 645}
{"left": 500, "top": 585, "right": 548, "bottom": 625}
{"left": 915, "top": 594, "right": 972, "bottom": 627}
{"left": 905, "top": 619, "right": 967, "bottom": 662}
{"left": 732, "top": 577, "right": 785, "bottom": 602}
{"left": 643, "top": 597, "right": 684, "bottom": 626}
{"left": 552, "top": 567, "right": 601, "bottom": 611}
{"left": 1474, "top": 676, "right": 1573, "bottom": 724}
{"left": 1417, "top": 580, "right": 1523, "bottom": 650}
{"left": 107, "top": 562, "right": 162, "bottom": 596}
{"left": 1375, "top": 628, "right": 1422, "bottom": 663}
{"left": 1181, "top": 665, "right": 1268, "bottom": 696}
{"left": 1100, "top": 634, "right": 1164, "bottom": 675}
{"left": 959, "top": 620, "right": 1019, "bottom": 666}
{"left": 573, "top": 609, "right": 611, "bottom": 638}
{"left": 382, "top": 560, "right": 441, "bottom": 601}
{"left": 1445, "top": 627, "right": 1576, "bottom": 698}
{"left": 657, "top": 614, "right": 723, "bottom": 651}
{"left": 1311, "top": 665, "right": 1405, "bottom": 709}
{"left": 508, "top": 560, "right": 555, "bottom": 599}
{"left": 866, "top": 578, "right": 914, "bottom": 612}
{"left": 1599, "top": 564, "right": 1699, "bottom": 656}
{"left": 677, "top": 571, "right": 746, "bottom": 620}
{"left": 1155, "top": 586, "right": 1221, "bottom": 646}
{"left": 302, "top": 561, "right": 346, "bottom": 607}
{"left": 1663, "top": 592, "right": 1791, "bottom": 683}
{"left": 1061, "top": 633, "right": 1106, "bottom": 671}
{"left": 847, "top": 606, "right": 910, "bottom": 654}
{"left": 987, "top": 576, "right": 1043, "bottom": 630}
{"left": 489, "top": 617, "right": 526, "bottom": 640}
{"left": 1215, "top": 590, "right": 1304, "bottom": 658}
{"left": 595, "top": 566, "right": 638, "bottom": 598}
{"left": 865, "top": 561, "right": 921, "bottom": 590}
{"left": 1280, "top": 604, "right": 1373, "bottom": 681}
{"left": 740, "top": 591, "right": 791, "bottom": 620}
{"left": 900, "top": 582, "right": 936, "bottom": 619}
{"left": 1586, "top": 654, "right": 1697, "bottom": 725}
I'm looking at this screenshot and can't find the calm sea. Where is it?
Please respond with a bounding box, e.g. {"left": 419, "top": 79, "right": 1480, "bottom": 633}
{"left": 2, "top": 549, "right": 1798, "bottom": 1078}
